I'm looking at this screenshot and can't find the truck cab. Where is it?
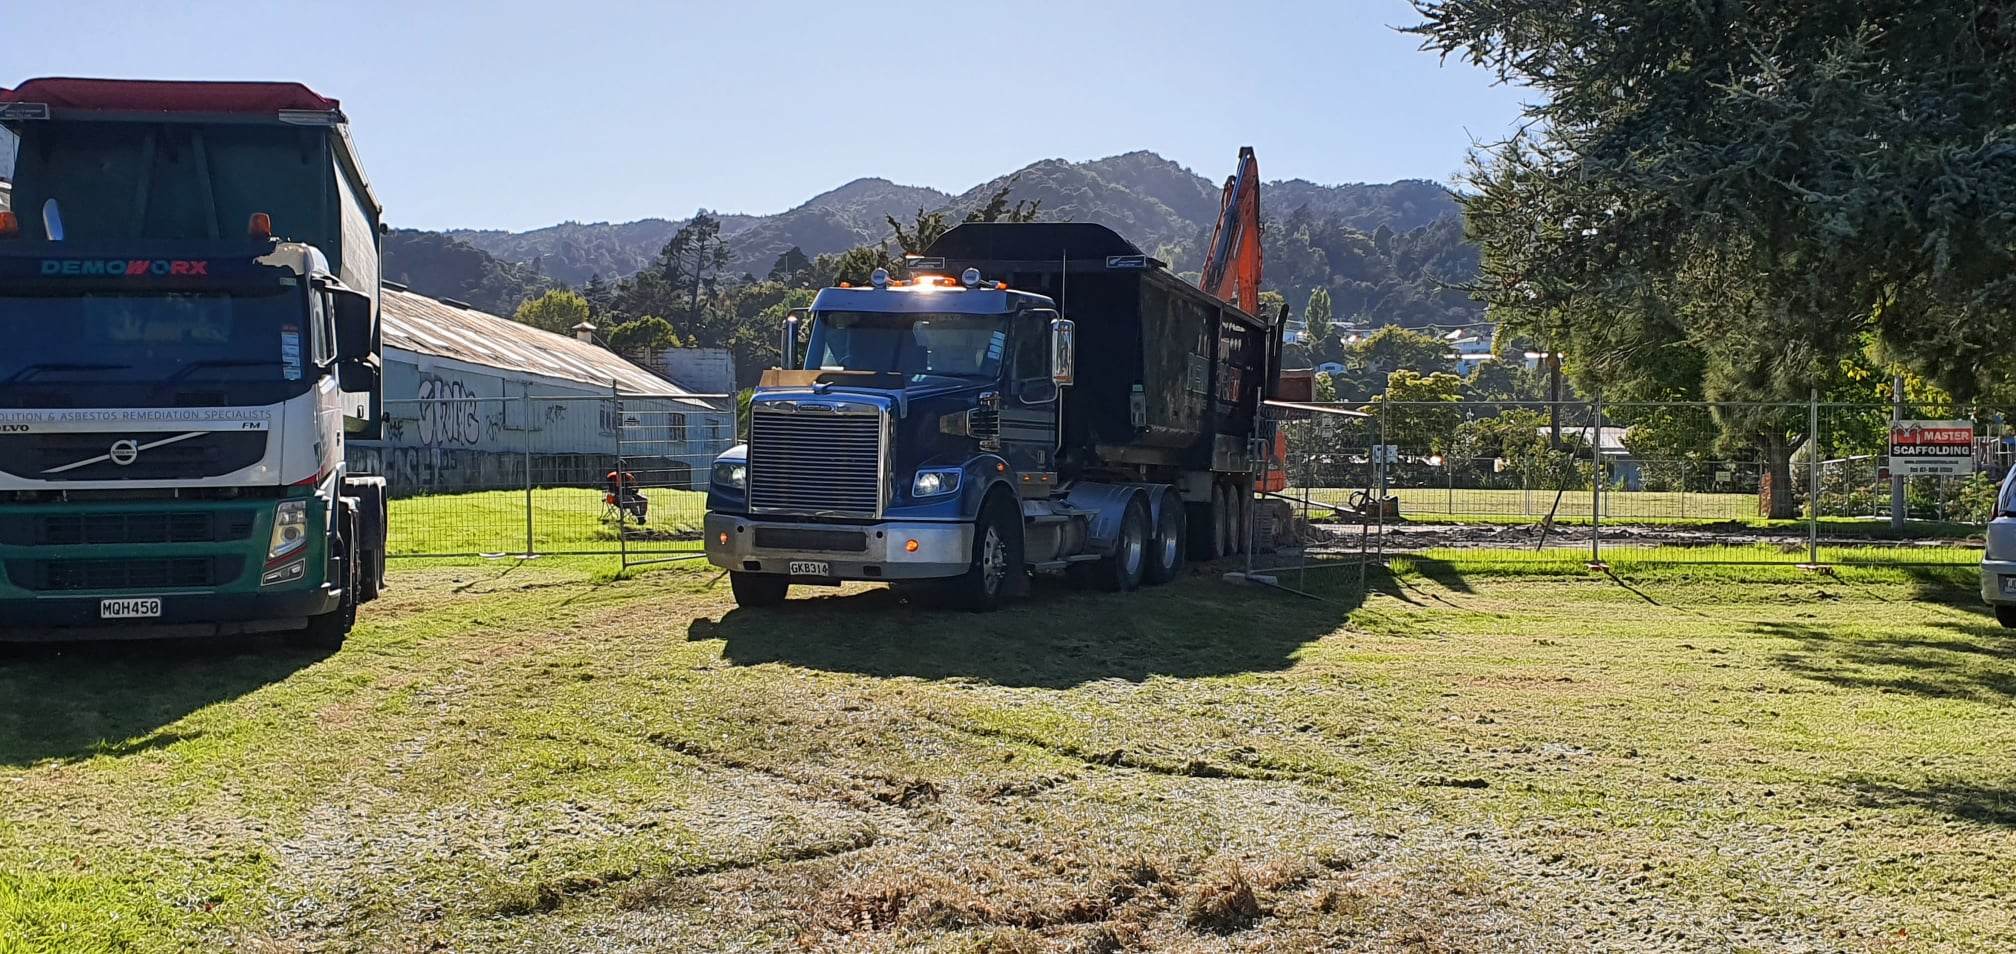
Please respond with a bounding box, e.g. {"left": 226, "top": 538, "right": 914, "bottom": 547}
{"left": 705, "top": 268, "right": 1083, "bottom": 609}
{"left": 0, "top": 78, "right": 387, "bottom": 644}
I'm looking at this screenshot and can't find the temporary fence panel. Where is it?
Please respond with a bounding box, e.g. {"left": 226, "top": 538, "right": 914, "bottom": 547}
{"left": 615, "top": 391, "right": 738, "bottom": 567}
{"left": 366, "top": 389, "right": 734, "bottom": 560}
{"left": 1246, "top": 397, "right": 1993, "bottom": 572}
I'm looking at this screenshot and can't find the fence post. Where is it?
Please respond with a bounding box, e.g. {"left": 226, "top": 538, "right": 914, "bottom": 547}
{"left": 1680, "top": 459, "right": 1689, "bottom": 520}
{"left": 522, "top": 383, "right": 534, "bottom": 558}
{"left": 1590, "top": 392, "right": 1602, "bottom": 566}
{"left": 613, "top": 380, "right": 626, "bottom": 569}
{"left": 1808, "top": 387, "right": 1820, "bottom": 565}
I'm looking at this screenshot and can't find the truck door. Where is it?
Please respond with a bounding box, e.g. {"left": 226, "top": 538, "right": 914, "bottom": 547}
{"left": 998, "top": 315, "right": 1058, "bottom": 492}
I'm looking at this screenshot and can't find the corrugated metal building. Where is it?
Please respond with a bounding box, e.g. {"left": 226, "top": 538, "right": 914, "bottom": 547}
{"left": 353, "top": 285, "right": 731, "bottom": 496}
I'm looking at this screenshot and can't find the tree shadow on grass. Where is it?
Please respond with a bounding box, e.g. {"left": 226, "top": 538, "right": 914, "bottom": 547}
{"left": 1757, "top": 618, "right": 2016, "bottom": 702}
{"left": 0, "top": 638, "right": 329, "bottom": 767}
{"left": 1845, "top": 776, "right": 2016, "bottom": 827}
{"left": 690, "top": 559, "right": 1397, "bottom": 690}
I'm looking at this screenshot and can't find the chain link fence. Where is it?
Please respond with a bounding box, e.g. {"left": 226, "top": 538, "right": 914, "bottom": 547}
{"left": 1246, "top": 398, "right": 2003, "bottom": 572}
{"left": 359, "top": 390, "right": 734, "bottom": 560}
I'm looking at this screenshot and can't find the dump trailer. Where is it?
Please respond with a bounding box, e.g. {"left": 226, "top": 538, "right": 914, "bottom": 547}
{"left": 0, "top": 78, "right": 386, "bottom": 644}
{"left": 703, "top": 156, "right": 1278, "bottom": 609}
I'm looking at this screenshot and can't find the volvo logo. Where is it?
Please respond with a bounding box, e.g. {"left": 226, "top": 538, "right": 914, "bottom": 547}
{"left": 108, "top": 440, "right": 140, "bottom": 466}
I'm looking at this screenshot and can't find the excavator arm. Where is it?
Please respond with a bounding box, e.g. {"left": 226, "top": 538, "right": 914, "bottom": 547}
{"left": 1198, "top": 146, "right": 1263, "bottom": 316}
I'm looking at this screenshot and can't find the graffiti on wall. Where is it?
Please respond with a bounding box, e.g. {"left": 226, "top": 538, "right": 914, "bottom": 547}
{"left": 416, "top": 375, "right": 484, "bottom": 446}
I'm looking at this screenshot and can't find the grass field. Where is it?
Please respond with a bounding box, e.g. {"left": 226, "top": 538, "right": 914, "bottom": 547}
{"left": 388, "top": 487, "right": 708, "bottom": 556}
{"left": 2, "top": 556, "right": 2012, "bottom": 951}
{"left": 1369, "top": 485, "right": 1760, "bottom": 520}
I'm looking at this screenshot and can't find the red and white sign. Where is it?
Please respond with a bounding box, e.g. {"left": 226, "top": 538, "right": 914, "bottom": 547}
{"left": 1888, "top": 420, "right": 1976, "bottom": 476}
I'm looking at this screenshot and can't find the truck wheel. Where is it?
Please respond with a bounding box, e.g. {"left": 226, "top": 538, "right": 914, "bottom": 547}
{"left": 1187, "top": 491, "right": 1221, "bottom": 561}
{"left": 1228, "top": 478, "right": 1249, "bottom": 555}
{"left": 1098, "top": 496, "right": 1150, "bottom": 592}
{"left": 729, "top": 572, "right": 790, "bottom": 608}
{"left": 1214, "top": 483, "right": 1234, "bottom": 558}
{"left": 1998, "top": 605, "right": 2016, "bottom": 629}
{"left": 951, "top": 494, "right": 1024, "bottom": 611}
{"left": 1144, "top": 497, "right": 1185, "bottom": 585}
{"left": 292, "top": 509, "right": 357, "bottom": 651}
{"left": 348, "top": 478, "right": 387, "bottom": 603}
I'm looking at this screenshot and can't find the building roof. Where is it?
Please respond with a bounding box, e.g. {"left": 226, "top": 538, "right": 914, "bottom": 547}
{"left": 380, "top": 285, "right": 711, "bottom": 402}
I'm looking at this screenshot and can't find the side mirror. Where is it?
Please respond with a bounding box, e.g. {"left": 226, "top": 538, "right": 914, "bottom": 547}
{"left": 338, "top": 360, "right": 382, "bottom": 440}
{"left": 1050, "top": 316, "right": 1076, "bottom": 387}
{"left": 781, "top": 308, "right": 807, "bottom": 369}
{"left": 332, "top": 286, "right": 374, "bottom": 361}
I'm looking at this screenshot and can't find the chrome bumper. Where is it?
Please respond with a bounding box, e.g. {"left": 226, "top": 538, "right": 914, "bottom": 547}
{"left": 704, "top": 513, "right": 973, "bottom": 581}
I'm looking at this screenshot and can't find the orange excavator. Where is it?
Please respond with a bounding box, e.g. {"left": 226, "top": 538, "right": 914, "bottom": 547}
{"left": 1198, "top": 147, "right": 1289, "bottom": 492}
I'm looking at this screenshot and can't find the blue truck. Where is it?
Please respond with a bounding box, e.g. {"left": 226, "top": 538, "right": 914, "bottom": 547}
{"left": 704, "top": 220, "right": 1282, "bottom": 609}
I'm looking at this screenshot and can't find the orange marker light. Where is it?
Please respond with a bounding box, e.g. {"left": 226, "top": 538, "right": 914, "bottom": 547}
{"left": 0, "top": 212, "right": 16, "bottom": 237}
{"left": 905, "top": 539, "right": 920, "bottom": 553}
{"left": 717, "top": 531, "right": 730, "bottom": 545}
{"left": 994, "top": 282, "right": 1007, "bottom": 290}
{"left": 248, "top": 212, "right": 272, "bottom": 238}
{"left": 995, "top": 461, "right": 1007, "bottom": 473}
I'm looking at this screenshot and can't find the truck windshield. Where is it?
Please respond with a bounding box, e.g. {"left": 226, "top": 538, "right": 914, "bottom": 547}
{"left": 805, "top": 311, "right": 1005, "bottom": 379}
{"left": 0, "top": 286, "right": 314, "bottom": 408}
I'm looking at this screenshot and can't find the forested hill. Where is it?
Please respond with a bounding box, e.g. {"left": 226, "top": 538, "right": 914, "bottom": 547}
{"left": 396, "top": 150, "right": 1480, "bottom": 328}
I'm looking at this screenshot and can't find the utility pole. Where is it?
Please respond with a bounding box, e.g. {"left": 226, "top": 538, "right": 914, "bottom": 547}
{"left": 1548, "top": 351, "right": 1563, "bottom": 451}
{"left": 1890, "top": 373, "right": 1906, "bottom": 530}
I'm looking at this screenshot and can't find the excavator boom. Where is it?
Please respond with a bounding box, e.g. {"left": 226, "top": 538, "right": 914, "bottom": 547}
{"left": 1198, "top": 146, "right": 1262, "bottom": 316}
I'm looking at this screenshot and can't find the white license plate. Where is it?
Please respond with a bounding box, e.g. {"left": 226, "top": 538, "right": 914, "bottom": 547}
{"left": 99, "top": 598, "right": 162, "bottom": 619}
{"left": 789, "top": 560, "right": 832, "bottom": 577}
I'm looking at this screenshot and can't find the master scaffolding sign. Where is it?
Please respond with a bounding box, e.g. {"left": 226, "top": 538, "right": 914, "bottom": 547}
{"left": 1888, "top": 420, "right": 1977, "bottom": 476}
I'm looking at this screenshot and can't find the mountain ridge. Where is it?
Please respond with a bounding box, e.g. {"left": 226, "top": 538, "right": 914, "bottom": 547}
{"left": 436, "top": 151, "right": 1463, "bottom": 286}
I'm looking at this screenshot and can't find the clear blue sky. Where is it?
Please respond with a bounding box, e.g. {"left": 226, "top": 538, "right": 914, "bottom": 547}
{"left": 9, "top": 0, "right": 1529, "bottom": 232}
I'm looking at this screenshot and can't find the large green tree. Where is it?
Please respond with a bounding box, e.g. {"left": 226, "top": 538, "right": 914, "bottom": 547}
{"left": 1414, "top": 0, "right": 2016, "bottom": 515}
{"left": 512, "top": 289, "right": 591, "bottom": 335}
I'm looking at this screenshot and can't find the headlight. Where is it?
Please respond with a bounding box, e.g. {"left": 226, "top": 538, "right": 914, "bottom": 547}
{"left": 269, "top": 499, "right": 309, "bottom": 562}
{"left": 712, "top": 461, "right": 747, "bottom": 490}
{"left": 913, "top": 469, "right": 961, "bottom": 498}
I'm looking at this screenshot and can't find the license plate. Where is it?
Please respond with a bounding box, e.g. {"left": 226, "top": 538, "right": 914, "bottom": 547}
{"left": 100, "top": 598, "right": 162, "bottom": 619}
{"left": 2001, "top": 576, "right": 2016, "bottom": 596}
{"left": 789, "top": 560, "right": 832, "bottom": 577}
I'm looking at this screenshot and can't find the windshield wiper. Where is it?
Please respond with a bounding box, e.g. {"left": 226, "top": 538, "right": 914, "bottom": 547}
{"left": 0, "top": 362, "right": 133, "bottom": 385}
{"left": 153, "top": 359, "right": 289, "bottom": 388}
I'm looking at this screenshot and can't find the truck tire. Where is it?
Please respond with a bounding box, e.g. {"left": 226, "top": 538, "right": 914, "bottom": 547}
{"left": 1998, "top": 605, "right": 2016, "bottom": 629}
{"left": 1228, "top": 478, "right": 1249, "bottom": 555}
{"left": 729, "top": 571, "right": 790, "bottom": 608}
{"left": 346, "top": 477, "right": 388, "bottom": 603}
{"left": 950, "top": 493, "right": 1024, "bottom": 611}
{"left": 292, "top": 506, "right": 357, "bottom": 650}
{"left": 1187, "top": 490, "right": 1221, "bottom": 562}
{"left": 1096, "top": 495, "right": 1150, "bottom": 592}
{"left": 1214, "top": 483, "right": 1234, "bottom": 558}
{"left": 1144, "top": 496, "right": 1185, "bottom": 585}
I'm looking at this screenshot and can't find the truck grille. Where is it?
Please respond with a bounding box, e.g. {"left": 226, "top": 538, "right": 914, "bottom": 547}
{"left": 6, "top": 556, "right": 245, "bottom": 592}
{"left": 0, "top": 510, "right": 258, "bottom": 546}
{"left": 752, "top": 527, "right": 869, "bottom": 552}
{"left": 748, "top": 408, "right": 883, "bottom": 516}
{"left": 0, "top": 431, "right": 267, "bottom": 481}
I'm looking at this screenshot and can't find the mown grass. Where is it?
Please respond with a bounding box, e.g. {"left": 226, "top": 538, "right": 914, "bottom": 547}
{"left": 1, "top": 556, "right": 2011, "bottom": 950}
{"left": 387, "top": 486, "right": 707, "bottom": 556}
